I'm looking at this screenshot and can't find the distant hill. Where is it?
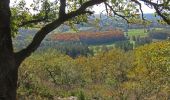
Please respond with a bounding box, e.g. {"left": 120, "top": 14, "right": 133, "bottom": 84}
{"left": 54, "top": 13, "right": 164, "bottom": 33}
{"left": 143, "top": 13, "right": 160, "bottom": 21}
{"left": 93, "top": 13, "right": 160, "bottom": 20}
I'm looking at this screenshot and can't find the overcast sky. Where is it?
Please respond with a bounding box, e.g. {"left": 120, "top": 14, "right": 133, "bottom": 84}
{"left": 10, "top": 0, "right": 155, "bottom": 14}
{"left": 93, "top": 2, "right": 155, "bottom": 14}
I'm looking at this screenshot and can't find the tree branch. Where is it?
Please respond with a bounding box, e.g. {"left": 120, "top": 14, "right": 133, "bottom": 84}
{"left": 131, "top": 0, "right": 145, "bottom": 21}
{"left": 154, "top": 6, "right": 170, "bottom": 25}
{"left": 140, "top": 0, "right": 170, "bottom": 25}
{"left": 45, "top": 67, "right": 58, "bottom": 85}
{"left": 19, "top": 18, "right": 47, "bottom": 27}
{"left": 105, "top": 2, "right": 130, "bottom": 23}
{"left": 59, "top": 0, "right": 66, "bottom": 17}
{"left": 104, "top": 2, "right": 109, "bottom": 15}
{"left": 19, "top": 0, "right": 50, "bottom": 27}
{"left": 15, "top": 0, "right": 106, "bottom": 66}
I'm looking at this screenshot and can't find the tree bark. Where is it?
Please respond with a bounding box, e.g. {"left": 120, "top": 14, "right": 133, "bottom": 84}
{"left": 0, "top": 0, "right": 18, "bottom": 100}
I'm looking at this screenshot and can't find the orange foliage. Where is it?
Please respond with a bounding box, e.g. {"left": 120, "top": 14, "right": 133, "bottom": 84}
{"left": 51, "top": 29, "right": 125, "bottom": 43}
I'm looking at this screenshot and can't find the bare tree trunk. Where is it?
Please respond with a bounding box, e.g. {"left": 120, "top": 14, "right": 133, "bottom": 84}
{"left": 0, "top": 0, "right": 18, "bottom": 100}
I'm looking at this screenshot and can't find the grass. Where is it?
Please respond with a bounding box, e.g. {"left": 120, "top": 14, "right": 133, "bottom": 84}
{"left": 89, "top": 43, "right": 116, "bottom": 54}
{"left": 127, "top": 29, "right": 148, "bottom": 36}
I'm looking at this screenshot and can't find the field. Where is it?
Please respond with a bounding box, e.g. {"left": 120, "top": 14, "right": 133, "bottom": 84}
{"left": 127, "top": 29, "right": 148, "bottom": 36}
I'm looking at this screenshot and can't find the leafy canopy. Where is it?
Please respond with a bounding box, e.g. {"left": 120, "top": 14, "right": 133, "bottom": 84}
{"left": 10, "top": 0, "right": 170, "bottom": 36}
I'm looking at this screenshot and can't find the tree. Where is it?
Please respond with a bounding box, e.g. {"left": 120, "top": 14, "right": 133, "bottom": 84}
{"left": 0, "top": 0, "right": 170, "bottom": 99}
{"left": 128, "top": 41, "right": 170, "bottom": 99}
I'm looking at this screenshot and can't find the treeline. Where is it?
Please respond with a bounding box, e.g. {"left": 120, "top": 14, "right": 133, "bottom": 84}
{"left": 149, "top": 29, "right": 170, "bottom": 40}
{"left": 52, "top": 29, "right": 126, "bottom": 45}
{"left": 37, "top": 41, "right": 93, "bottom": 58}
{"left": 128, "top": 29, "right": 170, "bottom": 48}
{"left": 17, "top": 41, "right": 170, "bottom": 100}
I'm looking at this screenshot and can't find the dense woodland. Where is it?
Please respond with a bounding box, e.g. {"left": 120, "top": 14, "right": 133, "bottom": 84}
{"left": 17, "top": 41, "right": 170, "bottom": 99}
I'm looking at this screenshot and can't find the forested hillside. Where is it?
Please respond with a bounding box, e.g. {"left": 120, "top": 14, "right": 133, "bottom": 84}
{"left": 17, "top": 41, "right": 170, "bottom": 99}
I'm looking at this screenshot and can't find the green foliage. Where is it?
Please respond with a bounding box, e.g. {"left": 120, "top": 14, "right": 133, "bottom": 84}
{"left": 115, "top": 41, "right": 133, "bottom": 51}
{"left": 128, "top": 29, "right": 148, "bottom": 36}
{"left": 78, "top": 90, "right": 85, "bottom": 100}
{"left": 17, "top": 41, "right": 170, "bottom": 99}
{"left": 11, "top": 7, "right": 33, "bottom": 36}
{"left": 10, "top": 0, "right": 149, "bottom": 37}
{"left": 127, "top": 41, "right": 170, "bottom": 99}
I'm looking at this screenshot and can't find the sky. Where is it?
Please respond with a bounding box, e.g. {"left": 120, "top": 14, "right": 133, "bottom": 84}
{"left": 93, "top": 2, "right": 155, "bottom": 14}
{"left": 10, "top": 0, "right": 155, "bottom": 14}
